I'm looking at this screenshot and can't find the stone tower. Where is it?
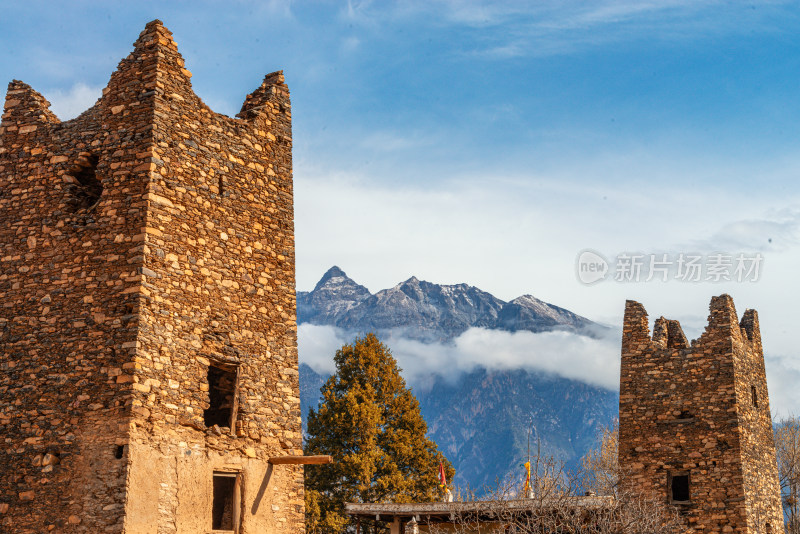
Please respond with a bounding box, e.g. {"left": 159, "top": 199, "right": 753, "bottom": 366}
{"left": 0, "top": 21, "right": 304, "bottom": 533}
{"left": 619, "top": 295, "right": 783, "bottom": 533}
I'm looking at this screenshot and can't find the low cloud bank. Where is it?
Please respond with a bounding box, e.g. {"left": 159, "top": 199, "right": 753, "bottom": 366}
{"left": 298, "top": 323, "right": 800, "bottom": 415}
{"left": 297, "top": 324, "right": 352, "bottom": 376}
{"left": 298, "top": 324, "right": 622, "bottom": 391}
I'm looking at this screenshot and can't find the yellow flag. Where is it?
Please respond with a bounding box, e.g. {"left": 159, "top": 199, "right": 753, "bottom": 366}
{"left": 523, "top": 461, "right": 531, "bottom": 494}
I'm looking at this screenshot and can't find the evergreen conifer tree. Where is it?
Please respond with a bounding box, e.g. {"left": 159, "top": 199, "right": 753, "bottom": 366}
{"left": 304, "top": 333, "right": 454, "bottom": 532}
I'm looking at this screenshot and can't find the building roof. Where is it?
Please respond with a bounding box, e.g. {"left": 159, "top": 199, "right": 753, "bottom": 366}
{"left": 345, "top": 496, "right": 614, "bottom": 523}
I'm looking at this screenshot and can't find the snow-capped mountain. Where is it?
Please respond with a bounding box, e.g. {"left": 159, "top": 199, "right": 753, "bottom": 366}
{"left": 298, "top": 266, "right": 598, "bottom": 342}
{"left": 297, "top": 266, "right": 372, "bottom": 324}
{"left": 298, "top": 267, "right": 618, "bottom": 490}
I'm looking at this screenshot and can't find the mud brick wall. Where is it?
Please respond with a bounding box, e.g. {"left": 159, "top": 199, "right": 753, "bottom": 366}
{"left": 619, "top": 295, "right": 783, "bottom": 534}
{"left": 0, "top": 20, "right": 303, "bottom": 534}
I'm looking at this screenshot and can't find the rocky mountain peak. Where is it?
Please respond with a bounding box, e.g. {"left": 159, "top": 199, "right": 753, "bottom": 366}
{"left": 313, "top": 265, "right": 353, "bottom": 291}
{"left": 299, "top": 266, "right": 371, "bottom": 324}
{"left": 510, "top": 294, "right": 545, "bottom": 306}
{"left": 298, "top": 267, "right": 598, "bottom": 341}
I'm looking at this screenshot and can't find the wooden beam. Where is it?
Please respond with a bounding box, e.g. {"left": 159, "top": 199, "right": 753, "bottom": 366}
{"left": 268, "top": 455, "right": 333, "bottom": 465}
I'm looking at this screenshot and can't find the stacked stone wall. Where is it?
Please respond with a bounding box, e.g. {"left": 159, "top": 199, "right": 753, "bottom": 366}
{"left": 619, "top": 295, "right": 783, "bottom": 534}
{"left": 0, "top": 19, "right": 302, "bottom": 534}
{"left": 122, "top": 21, "right": 303, "bottom": 534}
{"left": 0, "top": 38, "right": 156, "bottom": 532}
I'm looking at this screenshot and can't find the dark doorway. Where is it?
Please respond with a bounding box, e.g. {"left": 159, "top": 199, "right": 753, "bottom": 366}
{"left": 212, "top": 472, "right": 240, "bottom": 531}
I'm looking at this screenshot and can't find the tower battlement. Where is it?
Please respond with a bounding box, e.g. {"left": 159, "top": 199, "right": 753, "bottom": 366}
{"left": 619, "top": 295, "right": 782, "bottom": 534}
{"left": 0, "top": 20, "right": 302, "bottom": 533}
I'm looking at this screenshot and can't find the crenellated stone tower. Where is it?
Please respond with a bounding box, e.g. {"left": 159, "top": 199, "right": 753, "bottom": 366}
{"left": 0, "top": 20, "right": 304, "bottom": 533}
{"left": 619, "top": 295, "right": 783, "bottom": 534}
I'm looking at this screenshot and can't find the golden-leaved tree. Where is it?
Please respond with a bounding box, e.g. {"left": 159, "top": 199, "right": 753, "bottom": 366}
{"left": 579, "top": 419, "right": 619, "bottom": 497}
{"left": 304, "top": 333, "right": 454, "bottom": 533}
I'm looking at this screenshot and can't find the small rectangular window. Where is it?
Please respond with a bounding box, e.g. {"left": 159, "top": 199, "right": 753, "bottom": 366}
{"left": 212, "top": 472, "right": 241, "bottom": 532}
{"left": 204, "top": 363, "right": 239, "bottom": 433}
{"left": 751, "top": 385, "right": 759, "bottom": 408}
{"left": 670, "top": 473, "right": 690, "bottom": 503}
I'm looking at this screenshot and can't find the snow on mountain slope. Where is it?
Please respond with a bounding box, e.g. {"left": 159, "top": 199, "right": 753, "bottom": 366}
{"left": 297, "top": 267, "right": 618, "bottom": 491}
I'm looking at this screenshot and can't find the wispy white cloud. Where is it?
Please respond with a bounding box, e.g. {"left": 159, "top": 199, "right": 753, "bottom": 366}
{"left": 557, "top": 0, "right": 710, "bottom": 29}
{"left": 341, "top": 0, "right": 795, "bottom": 59}
{"left": 343, "top": 0, "right": 377, "bottom": 25}
{"left": 297, "top": 323, "right": 621, "bottom": 390}
{"left": 45, "top": 83, "right": 102, "bottom": 120}
{"left": 293, "top": 161, "right": 795, "bottom": 302}
{"left": 392, "top": 326, "right": 622, "bottom": 390}
{"left": 686, "top": 206, "right": 800, "bottom": 253}
{"left": 443, "top": 0, "right": 789, "bottom": 34}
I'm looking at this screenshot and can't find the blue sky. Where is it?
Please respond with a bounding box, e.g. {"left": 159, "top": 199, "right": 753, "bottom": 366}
{"left": 3, "top": 1, "right": 800, "bottom": 411}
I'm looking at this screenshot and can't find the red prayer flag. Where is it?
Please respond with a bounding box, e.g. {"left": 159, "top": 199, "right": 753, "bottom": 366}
{"left": 439, "top": 462, "right": 447, "bottom": 487}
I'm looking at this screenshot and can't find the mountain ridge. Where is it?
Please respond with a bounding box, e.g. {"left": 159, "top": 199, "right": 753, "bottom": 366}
{"left": 297, "top": 266, "right": 618, "bottom": 490}
{"left": 298, "top": 266, "right": 600, "bottom": 342}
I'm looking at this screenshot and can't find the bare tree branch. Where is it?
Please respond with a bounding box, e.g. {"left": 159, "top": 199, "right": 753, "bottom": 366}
{"left": 776, "top": 415, "right": 800, "bottom": 534}
{"left": 424, "top": 427, "right": 682, "bottom": 534}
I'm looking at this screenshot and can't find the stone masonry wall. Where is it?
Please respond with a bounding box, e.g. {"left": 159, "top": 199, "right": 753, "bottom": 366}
{"left": 619, "top": 295, "right": 783, "bottom": 534}
{"left": 0, "top": 34, "right": 156, "bottom": 532}
{"left": 0, "top": 20, "right": 303, "bottom": 534}
{"left": 733, "top": 308, "right": 784, "bottom": 532}
{"left": 121, "top": 21, "right": 303, "bottom": 534}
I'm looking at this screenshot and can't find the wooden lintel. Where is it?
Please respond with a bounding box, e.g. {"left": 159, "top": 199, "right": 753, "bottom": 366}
{"left": 268, "top": 455, "right": 333, "bottom": 465}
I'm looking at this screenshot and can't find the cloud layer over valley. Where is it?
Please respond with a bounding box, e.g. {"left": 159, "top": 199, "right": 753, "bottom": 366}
{"left": 299, "top": 323, "right": 622, "bottom": 391}
{"left": 299, "top": 321, "right": 800, "bottom": 416}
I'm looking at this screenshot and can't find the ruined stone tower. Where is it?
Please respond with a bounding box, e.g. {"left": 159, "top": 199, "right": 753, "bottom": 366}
{"left": 0, "top": 21, "right": 304, "bottom": 533}
{"left": 619, "top": 295, "right": 783, "bottom": 533}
